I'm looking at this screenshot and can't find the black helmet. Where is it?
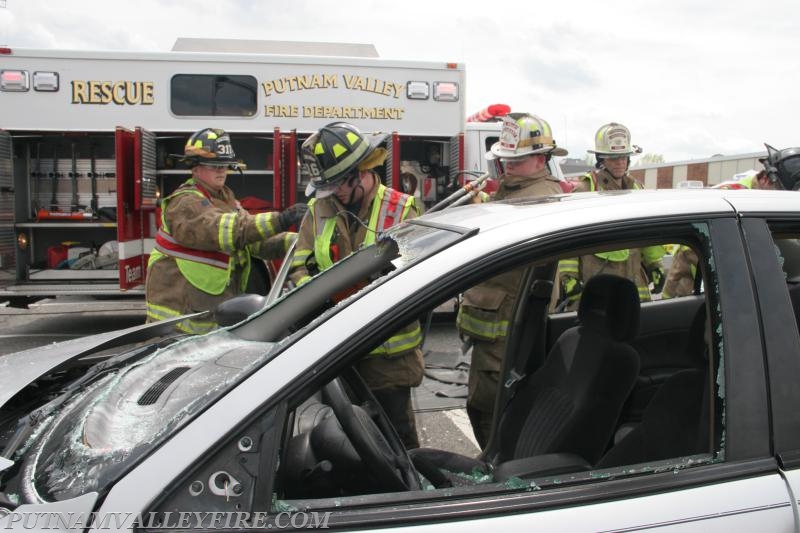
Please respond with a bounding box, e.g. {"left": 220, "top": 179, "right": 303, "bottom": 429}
{"left": 173, "top": 128, "right": 240, "bottom": 168}
{"left": 761, "top": 143, "right": 800, "bottom": 191}
{"left": 301, "top": 122, "right": 385, "bottom": 198}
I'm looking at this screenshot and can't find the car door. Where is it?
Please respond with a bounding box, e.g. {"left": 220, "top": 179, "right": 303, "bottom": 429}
{"left": 740, "top": 214, "right": 800, "bottom": 527}
{"left": 89, "top": 211, "right": 796, "bottom": 532}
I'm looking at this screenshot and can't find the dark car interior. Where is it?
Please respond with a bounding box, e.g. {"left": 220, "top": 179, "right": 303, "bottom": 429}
{"left": 267, "top": 234, "right": 726, "bottom": 507}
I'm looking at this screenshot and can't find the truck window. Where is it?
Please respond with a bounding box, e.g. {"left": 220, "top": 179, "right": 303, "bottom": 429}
{"left": 171, "top": 74, "right": 257, "bottom": 117}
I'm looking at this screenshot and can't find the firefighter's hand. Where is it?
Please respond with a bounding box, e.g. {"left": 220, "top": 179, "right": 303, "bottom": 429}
{"left": 278, "top": 203, "right": 309, "bottom": 231}
{"left": 561, "top": 276, "right": 583, "bottom": 300}
{"left": 647, "top": 265, "right": 666, "bottom": 294}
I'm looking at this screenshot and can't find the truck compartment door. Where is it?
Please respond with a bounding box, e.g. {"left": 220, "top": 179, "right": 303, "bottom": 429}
{"left": 272, "top": 128, "right": 283, "bottom": 211}
{"left": 281, "top": 130, "right": 297, "bottom": 208}
{"left": 115, "top": 126, "right": 154, "bottom": 291}
{"left": 0, "top": 131, "right": 14, "bottom": 286}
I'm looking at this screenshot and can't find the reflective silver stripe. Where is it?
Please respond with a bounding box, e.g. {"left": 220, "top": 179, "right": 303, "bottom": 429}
{"left": 291, "top": 249, "right": 312, "bottom": 268}
{"left": 218, "top": 212, "right": 236, "bottom": 252}
{"left": 371, "top": 325, "right": 423, "bottom": 355}
{"left": 375, "top": 191, "right": 412, "bottom": 234}
{"left": 175, "top": 317, "right": 217, "bottom": 335}
{"left": 457, "top": 311, "right": 509, "bottom": 340}
{"left": 155, "top": 230, "right": 229, "bottom": 269}
{"left": 254, "top": 212, "right": 278, "bottom": 239}
{"left": 376, "top": 194, "right": 393, "bottom": 230}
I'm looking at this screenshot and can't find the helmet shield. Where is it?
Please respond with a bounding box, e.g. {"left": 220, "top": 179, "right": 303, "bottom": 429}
{"left": 588, "top": 123, "right": 640, "bottom": 157}
{"left": 488, "top": 114, "right": 568, "bottom": 160}
{"left": 174, "top": 128, "right": 240, "bottom": 168}
{"left": 301, "top": 122, "right": 386, "bottom": 197}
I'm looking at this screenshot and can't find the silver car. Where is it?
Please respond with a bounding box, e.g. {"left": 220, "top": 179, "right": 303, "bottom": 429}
{"left": 2, "top": 189, "right": 800, "bottom": 531}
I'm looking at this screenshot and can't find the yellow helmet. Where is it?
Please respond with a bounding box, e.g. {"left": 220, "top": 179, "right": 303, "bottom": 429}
{"left": 488, "top": 113, "right": 568, "bottom": 160}
{"left": 588, "top": 123, "right": 641, "bottom": 157}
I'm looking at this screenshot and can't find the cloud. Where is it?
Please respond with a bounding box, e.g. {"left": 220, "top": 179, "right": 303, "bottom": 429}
{"left": 3, "top": 0, "right": 800, "bottom": 162}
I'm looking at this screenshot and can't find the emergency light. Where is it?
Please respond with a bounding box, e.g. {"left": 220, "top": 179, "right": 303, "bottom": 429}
{"left": 406, "top": 81, "right": 429, "bottom": 100}
{"left": 33, "top": 71, "right": 59, "bottom": 92}
{"left": 0, "top": 70, "right": 29, "bottom": 91}
{"left": 433, "top": 81, "right": 458, "bottom": 102}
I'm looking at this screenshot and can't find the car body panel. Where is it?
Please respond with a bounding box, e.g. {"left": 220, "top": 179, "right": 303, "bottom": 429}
{"left": 3, "top": 189, "right": 800, "bottom": 531}
{"left": 0, "top": 314, "right": 195, "bottom": 407}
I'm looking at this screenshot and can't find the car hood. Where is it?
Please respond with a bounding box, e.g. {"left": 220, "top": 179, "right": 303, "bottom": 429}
{"left": 3, "top": 328, "right": 278, "bottom": 503}
{"left": 0, "top": 314, "right": 197, "bottom": 409}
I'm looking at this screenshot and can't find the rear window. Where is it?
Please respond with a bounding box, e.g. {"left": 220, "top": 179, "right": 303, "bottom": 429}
{"left": 171, "top": 74, "right": 257, "bottom": 117}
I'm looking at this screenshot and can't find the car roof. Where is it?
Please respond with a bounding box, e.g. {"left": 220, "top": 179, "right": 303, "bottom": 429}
{"left": 421, "top": 189, "right": 797, "bottom": 238}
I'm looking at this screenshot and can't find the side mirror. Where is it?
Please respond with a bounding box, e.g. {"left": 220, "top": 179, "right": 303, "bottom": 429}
{"left": 212, "top": 293, "right": 267, "bottom": 327}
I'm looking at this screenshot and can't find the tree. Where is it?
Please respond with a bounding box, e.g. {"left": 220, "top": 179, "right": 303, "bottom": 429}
{"left": 636, "top": 153, "right": 665, "bottom": 166}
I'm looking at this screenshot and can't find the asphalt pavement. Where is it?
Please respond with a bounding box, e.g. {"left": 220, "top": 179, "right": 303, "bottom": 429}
{"left": 0, "top": 296, "right": 147, "bottom": 356}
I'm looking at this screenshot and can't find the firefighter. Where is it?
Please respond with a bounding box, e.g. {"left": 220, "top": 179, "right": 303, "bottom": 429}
{"left": 457, "top": 113, "right": 568, "bottom": 448}
{"left": 663, "top": 144, "right": 800, "bottom": 298}
{"left": 289, "top": 121, "right": 423, "bottom": 448}
{"left": 145, "top": 128, "right": 307, "bottom": 334}
{"left": 556, "top": 123, "right": 666, "bottom": 311}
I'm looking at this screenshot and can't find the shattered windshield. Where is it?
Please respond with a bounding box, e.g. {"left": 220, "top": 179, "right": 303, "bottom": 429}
{"left": 8, "top": 331, "right": 277, "bottom": 503}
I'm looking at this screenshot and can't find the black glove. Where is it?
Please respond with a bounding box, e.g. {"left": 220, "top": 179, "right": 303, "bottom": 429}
{"left": 646, "top": 265, "right": 666, "bottom": 294}
{"left": 278, "top": 202, "right": 308, "bottom": 230}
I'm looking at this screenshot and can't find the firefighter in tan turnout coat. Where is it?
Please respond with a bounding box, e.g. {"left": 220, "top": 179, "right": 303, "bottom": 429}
{"left": 145, "top": 128, "right": 307, "bottom": 334}
{"left": 289, "top": 121, "right": 423, "bottom": 448}
{"left": 456, "top": 113, "right": 568, "bottom": 448}
{"left": 557, "top": 123, "right": 665, "bottom": 311}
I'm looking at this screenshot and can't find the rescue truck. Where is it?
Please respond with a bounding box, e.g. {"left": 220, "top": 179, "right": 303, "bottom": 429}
{"left": 0, "top": 40, "right": 561, "bottom": 306}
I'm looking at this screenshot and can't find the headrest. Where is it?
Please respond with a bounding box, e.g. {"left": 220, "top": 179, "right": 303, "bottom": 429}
{"left": 578, "top": 274, "right": 640, "bottom": 341}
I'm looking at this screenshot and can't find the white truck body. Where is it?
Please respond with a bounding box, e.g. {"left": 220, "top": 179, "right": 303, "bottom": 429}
{"left": 0, "top": 43, "right": 560, "bottom": 304}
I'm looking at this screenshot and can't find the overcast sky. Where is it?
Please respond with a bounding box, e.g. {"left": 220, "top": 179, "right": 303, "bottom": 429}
{"left": 2, "top": 0, "right": 799, "bottom": 163}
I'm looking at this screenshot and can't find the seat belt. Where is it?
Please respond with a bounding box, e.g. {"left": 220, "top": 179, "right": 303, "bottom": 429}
{"left": 503, "top": 263, "right": 557, "bottom": 392}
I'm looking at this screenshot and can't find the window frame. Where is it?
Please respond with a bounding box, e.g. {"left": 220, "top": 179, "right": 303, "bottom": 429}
{"left": 742, "top": 217, "right": 800, "bottom": 461}
{"left": 145, "top": 213, "right": 777, "bottom": 528}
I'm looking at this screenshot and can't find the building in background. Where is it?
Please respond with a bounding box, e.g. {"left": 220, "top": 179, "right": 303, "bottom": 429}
{"left": 563, "top": 151, "right": 767, "bottom": 189}
{"left": 628, "top": 152, "right": 766, "bottom": 189}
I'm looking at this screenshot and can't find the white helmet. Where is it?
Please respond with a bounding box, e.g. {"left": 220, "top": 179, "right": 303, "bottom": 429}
{"left": 587, "top": 122, "right": 641, "bottom": 157}
{"left": 488, "top": 114, "right": 568, "bottom": 160}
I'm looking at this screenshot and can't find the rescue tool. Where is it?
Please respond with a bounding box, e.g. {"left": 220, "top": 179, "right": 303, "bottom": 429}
{"left": 426, "top": 171, "right": 491, "bottom": 213}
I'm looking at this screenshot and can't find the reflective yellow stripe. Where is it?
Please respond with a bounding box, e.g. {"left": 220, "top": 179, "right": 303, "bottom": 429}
{"left": 291, "top": 249, "right": 312, "bottom": 268}
{"left": 295, "top": 274, "right": 313, "bottom": 286}
{"left": 314, "top": 217, "right": 338, "bottom": 270}
{"left": 370, "top": 325, "right": 423, "bottom": 355}
{"left": 637, "top": 286, "right": 651, "bottom": 300}
{"left": 595, "top": 250, "right": 630, "bottom": 262}
{"left": 254, "top": 212, "right": 279, "bottom": 239}
{"left": 559, "top": 259, "right": 579, "bottom": 275}
{"left": 456, "top": 309, "right": 509, "bottom": 340}
{"left": 146, "top": 301, "right": 183, "bottom": 322}
{"left": 581, "top": 172, "right": 596, "bottom": 192}
{"left": 364, "top": 185, "right": 387, "bottom": 247}
{"left": 400, "top": 195, "right": 417, "bottom": 219}
{"left": 146, "top": 303, "right": 217, "bottom": 335}
{"left": 218, "top": 212, "right": 236, "bottom": 252}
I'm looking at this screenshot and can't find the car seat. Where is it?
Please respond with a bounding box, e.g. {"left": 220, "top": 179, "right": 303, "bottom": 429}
{"left": 596, "top": 303, "right": 711, "bottom": 468}
{"left": 411, "top": 274, "right": 642, "bottom": 482}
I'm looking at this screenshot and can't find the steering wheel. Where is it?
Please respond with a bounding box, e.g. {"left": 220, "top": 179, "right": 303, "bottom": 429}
{"left": 322, "top": 377, "right": 420, "bottom": 492}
